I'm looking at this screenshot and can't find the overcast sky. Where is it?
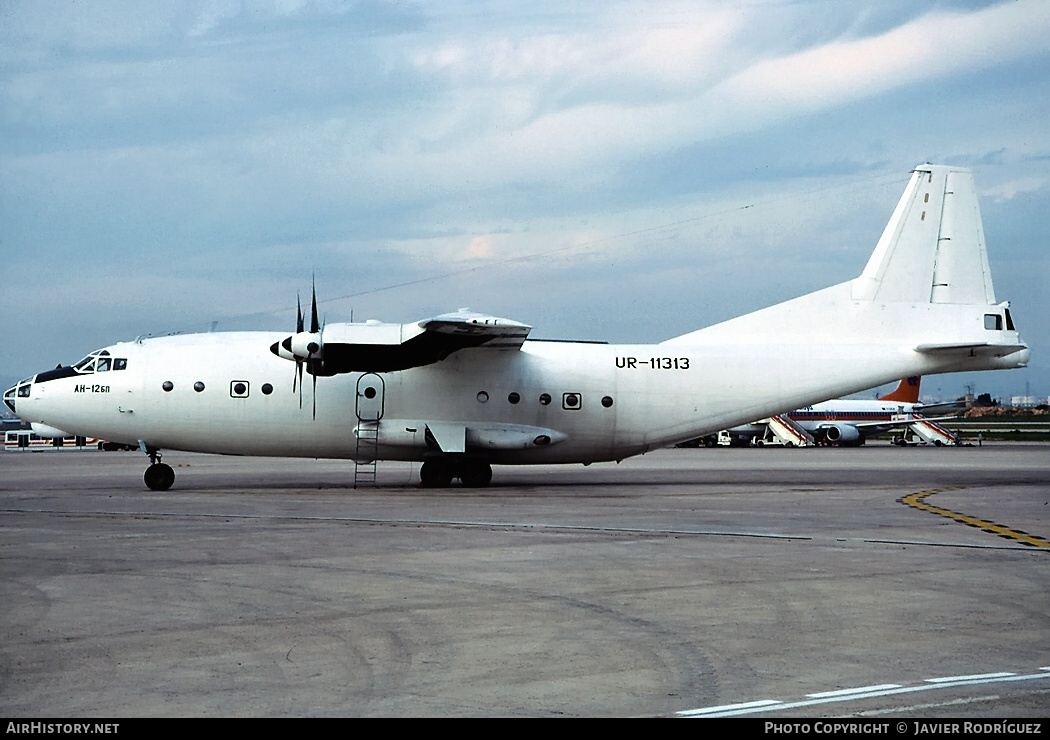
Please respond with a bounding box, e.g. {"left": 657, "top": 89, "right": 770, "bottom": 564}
{"left": 2, "top": 0, "right": 1048, "bottom": 404}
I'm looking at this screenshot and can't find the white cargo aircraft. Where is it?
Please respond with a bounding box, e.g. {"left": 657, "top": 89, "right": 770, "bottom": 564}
{"left": 4, "top": 164, "right": 1030, "bottom": 490}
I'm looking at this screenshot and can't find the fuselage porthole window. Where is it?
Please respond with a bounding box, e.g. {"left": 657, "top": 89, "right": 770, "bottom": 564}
{"left": 162, "top": 381, "right": 174, "bottom": 392}
{"left": 194, "top": 381, "right": 205, "bottom": 393}
{"left": 231, "top": 381, "right": 249, "bottom": 398}
{"left": 539, "top": 393, "right": 552, "bottom": 406}
{"left": 508, "top": 392, "right": 520, "bottom": 404}
{"left": 261, "top": 383, "right": 273, "bottom": 395}
{"left": 601, "top": 395, "right": 614, "bottom": 408}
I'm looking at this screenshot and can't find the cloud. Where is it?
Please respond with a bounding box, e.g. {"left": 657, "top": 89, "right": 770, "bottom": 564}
{"left": 317, "top": 1, "right": 1050, "bottom": 210}
{"left": 983, "top": 177, "right": 1046, "bottom": 202}
{"left": 466, "top": 235, "right": 495, "bottom": 260}
{"left": 1, "top": 0, "right": 1048, "bottom": 400}
{"left": 710, "top": 2, "right": 1049, "bottom": 121}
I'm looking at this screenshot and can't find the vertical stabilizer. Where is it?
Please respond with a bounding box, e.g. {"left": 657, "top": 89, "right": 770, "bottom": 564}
{"left": 878, "top": 376, "right": 921, "bottom": 403}
{"left": 852, "top": 164, "right": 997, "bottom": 305}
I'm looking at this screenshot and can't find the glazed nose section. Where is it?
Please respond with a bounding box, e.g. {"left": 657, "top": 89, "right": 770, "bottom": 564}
{"left": 4, "top": 377, "right": 33, "bottom": 415}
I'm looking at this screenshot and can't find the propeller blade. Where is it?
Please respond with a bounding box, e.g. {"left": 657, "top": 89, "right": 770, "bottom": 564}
{"left": 293, "top": 292, "right": 305, "bottom": 406}
{"left": 296, "top": 361, "right": 304, "bottom": 409}
{"left": 310, "top": 277, "right": 320, "bottom": 334}
{"left": 312, "top": 367, "right": 317, "bottom": 420}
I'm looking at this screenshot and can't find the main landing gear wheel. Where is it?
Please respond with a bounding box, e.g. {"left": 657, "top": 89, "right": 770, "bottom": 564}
{"left": 419, "top": 460, "right": 455, "bottom": 488}
{"left": 144, "top": 463, "right": 175, "bottom": 491}
{"left": 419, "top": 459, "right": 493, "bottom": 488}
{"left": 459, "top": 461, "right": 493, "bottom": 488}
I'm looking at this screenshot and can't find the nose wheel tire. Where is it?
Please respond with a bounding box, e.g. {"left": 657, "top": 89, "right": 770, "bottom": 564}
{"left": 144, "top": 463, "right": 175, "bottom": 491}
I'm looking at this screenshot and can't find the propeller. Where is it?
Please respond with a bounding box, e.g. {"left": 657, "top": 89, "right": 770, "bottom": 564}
{"left": 308, "top": 277, "right": 324, "bottom": 419}
{"left": 269, "top": 278, "right": 325, "bottom": 419}
{"left": 292, "top": 293, "right": 304, "bottom": 403}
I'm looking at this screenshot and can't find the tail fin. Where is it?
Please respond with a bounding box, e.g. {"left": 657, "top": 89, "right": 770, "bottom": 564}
{"left": 878, "top": 376, "right": 921, "bottom": 403}
{"left": 664, "top": 162, "right": 1027, "bottom": 377}
{"left": 851, "top": 164, "right": 996, "bottom": 304}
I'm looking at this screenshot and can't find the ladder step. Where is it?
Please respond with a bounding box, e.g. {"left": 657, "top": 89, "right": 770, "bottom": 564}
{"left": 354, "top": 421, "right": 380, "bottom": 488}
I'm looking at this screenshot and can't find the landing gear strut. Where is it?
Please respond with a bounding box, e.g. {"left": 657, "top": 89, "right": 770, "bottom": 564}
{"left": 143, "top": 447, "right": 175, "bottom": 491}
{"left": 419, "top": 458, "right": 493, "bottom": 488}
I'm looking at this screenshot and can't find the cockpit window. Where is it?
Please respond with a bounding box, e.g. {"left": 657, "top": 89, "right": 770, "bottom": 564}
{"left": 3, "top": 386, "right": 17, "bottom": 413}
{"left": 71, "top": 350, "right": 124, "bottom": 374}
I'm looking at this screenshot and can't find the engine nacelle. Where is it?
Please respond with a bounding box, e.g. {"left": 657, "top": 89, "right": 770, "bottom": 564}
{"left": 270, "top": 331, "right": 323, "bottom": 362}
{"left": 822, "top": 423, "right": 861, "bottom": 444}
{"left": 287, "top": 331, "right": 322, "bottom": 360}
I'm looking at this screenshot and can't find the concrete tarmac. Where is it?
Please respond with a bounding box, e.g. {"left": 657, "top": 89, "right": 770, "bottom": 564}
{"left": 1, "top": 443, "right": 1048, "bottom": 718}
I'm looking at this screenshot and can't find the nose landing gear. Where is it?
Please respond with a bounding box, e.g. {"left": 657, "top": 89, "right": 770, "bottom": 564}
{"left": 142, "top": 446, "right": 175, "bottom": 491}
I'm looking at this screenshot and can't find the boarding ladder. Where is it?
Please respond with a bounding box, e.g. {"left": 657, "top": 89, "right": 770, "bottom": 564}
{"left": 763, "top": 414, "right": 816, "bottom": 447}
{"left": 906, "top": 415, "right": 958, "bottom": 446}
{"left": 354, "top": 421, "right": 379, "bottom": 488}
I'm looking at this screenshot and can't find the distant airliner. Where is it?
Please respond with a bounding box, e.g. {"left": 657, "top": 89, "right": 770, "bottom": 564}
{"left": 711, "top": 376, "right": 961, "bottom": 447}
{"left": 4, "top": 164, "right": 1029, "bottom": 489}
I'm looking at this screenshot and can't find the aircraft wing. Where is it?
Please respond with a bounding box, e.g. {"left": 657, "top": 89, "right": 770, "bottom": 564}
{"left": 304, "top": 310, "right": 532, "bottom": 374}
{"left": 420, "top": 310, "right": 532, "bottom": 350}
{"left": 847, "top": 413, "right": 960, "bottom": 432}
{"left": 914, "top": 400, "right": 967, "bottom": 414}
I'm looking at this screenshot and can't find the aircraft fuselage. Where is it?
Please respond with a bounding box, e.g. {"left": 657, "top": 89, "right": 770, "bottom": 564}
{"left": 12, "top": 303, "right": 1022, "bottom": 467}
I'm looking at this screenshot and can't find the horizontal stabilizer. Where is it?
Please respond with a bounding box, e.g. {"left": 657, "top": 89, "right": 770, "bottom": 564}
{"left": 915, "top": 342, "right": 1030, "bottom": 359}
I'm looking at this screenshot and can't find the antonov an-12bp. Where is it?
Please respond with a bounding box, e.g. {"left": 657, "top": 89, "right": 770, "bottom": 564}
{"left": 4, "top": 164, "right": 1030, "bottom": 490}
